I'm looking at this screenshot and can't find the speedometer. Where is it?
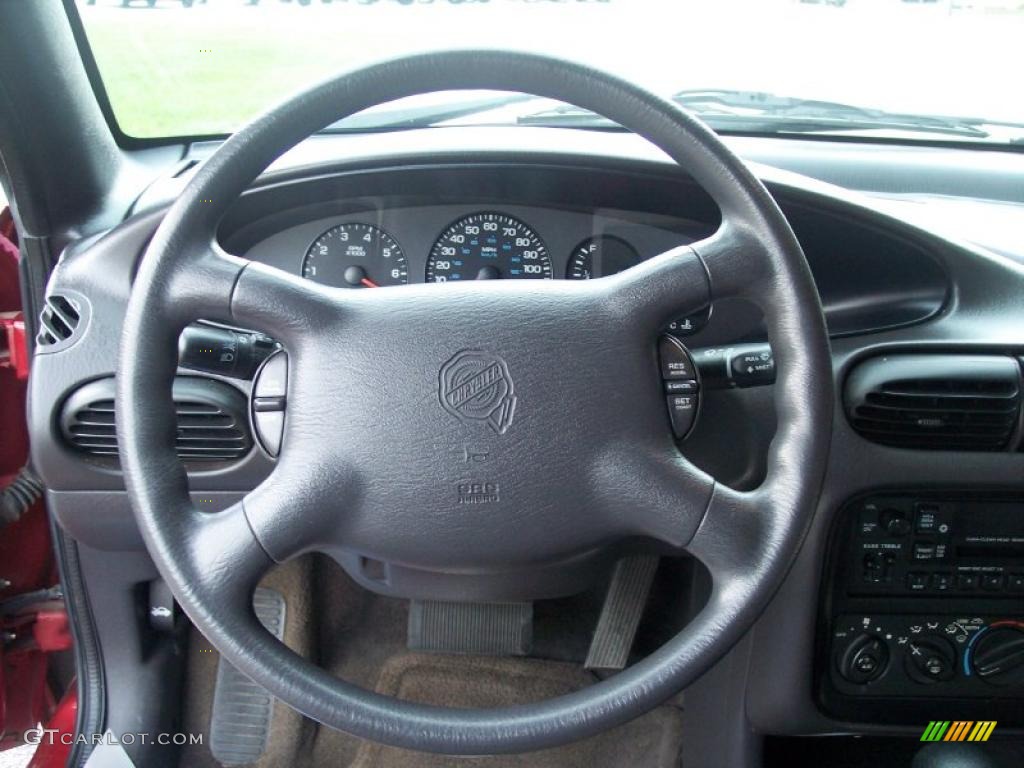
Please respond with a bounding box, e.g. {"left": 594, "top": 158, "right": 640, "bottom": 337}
{"left": 426, "top": 213, "right": 552, "bottom": 282}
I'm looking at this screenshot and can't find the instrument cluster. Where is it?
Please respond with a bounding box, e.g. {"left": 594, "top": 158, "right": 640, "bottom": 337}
{"left": 290, "top": 208, "right": 711, "bottom": 335}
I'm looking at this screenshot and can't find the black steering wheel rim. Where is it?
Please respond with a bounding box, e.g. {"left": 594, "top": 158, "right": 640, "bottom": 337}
{"left": 117, "top": 50, "right": 832, "bottom": 754}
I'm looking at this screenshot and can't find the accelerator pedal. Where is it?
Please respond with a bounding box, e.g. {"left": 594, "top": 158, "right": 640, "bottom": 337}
{"left": 585, "top": 555, "right": 659, "bottom": 671}
{"left": 209, "top": 588, "right": 286, "bottom": 766}
{"left": 408, "top": 600, "right": 533, "bottom": 656}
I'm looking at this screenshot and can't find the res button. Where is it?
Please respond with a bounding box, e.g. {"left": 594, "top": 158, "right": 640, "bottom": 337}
{"left": 659, "top": 335, "right": 697, "bottom": 380}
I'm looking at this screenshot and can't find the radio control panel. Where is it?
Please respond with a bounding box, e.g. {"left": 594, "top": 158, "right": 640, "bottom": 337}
{"left": 850, "top": 496, "right": 1024, "bottom": 597}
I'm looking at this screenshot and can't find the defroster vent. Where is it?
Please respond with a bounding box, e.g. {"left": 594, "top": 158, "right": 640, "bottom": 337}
{"left": 845, "top": 354, "right": 1021, "bottom": 451}
{"left": 61, "top": 376, "right": 251, "bottom": 463}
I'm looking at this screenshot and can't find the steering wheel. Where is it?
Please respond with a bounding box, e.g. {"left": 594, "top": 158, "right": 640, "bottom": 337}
{"left": 117, "top": 51, "right": 832, "bottom": 754}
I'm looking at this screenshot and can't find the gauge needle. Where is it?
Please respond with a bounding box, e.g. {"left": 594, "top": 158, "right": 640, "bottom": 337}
{"left": 360, "top": 277, "right": 379, "bottom": 288}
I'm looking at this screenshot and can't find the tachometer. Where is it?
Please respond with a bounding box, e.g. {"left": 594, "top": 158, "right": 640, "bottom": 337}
{"left": 426, "top": 213, "right": 552, "bottom": 282}
{"left": 302, "top": 223, "right": 408, "bottom": 288}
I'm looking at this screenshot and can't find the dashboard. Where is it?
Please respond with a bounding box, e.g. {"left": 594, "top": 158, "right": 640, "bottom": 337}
{"left": 217, "top": 161, "right": 952, "bottom": 349}
{"left": 27, "top": 127, "right": 1024, "bottom": 750}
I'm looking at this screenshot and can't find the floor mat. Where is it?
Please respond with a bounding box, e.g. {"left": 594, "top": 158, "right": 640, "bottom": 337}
{"left": 182, "top": 557, "right": 686, "bottom": 768}
{"left": 348, "top": 653, "right": 684, "bottom": 768}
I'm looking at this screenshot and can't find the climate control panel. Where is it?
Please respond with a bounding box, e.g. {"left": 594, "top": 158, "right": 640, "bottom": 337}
{"left": 831, "top": 614, "right": 1024, "bottom": 697}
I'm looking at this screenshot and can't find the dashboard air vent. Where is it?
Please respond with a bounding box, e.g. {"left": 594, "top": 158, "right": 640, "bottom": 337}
{"left": 37, "top": 294, "right": 81, "bottom": 346}
{"left": 845, "top": 355, "right": 1021, "bottom": 451}
{"left": 61, "top": 376, "right": 251, "bottom": 462}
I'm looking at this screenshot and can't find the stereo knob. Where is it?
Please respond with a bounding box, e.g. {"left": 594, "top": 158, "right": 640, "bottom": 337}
{"left": 879, "top": 508, "right": 911, "bottom": 537}
{"left": 970, "top": 623, "right": 1024, "bottom": 687}
{"left": 838, "top": 632, "right": 889, "bottom": 684}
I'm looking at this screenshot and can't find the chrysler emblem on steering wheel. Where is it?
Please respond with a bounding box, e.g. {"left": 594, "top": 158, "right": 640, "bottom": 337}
{"left": 439, "top": 350, "right": 517, "bottom": 435}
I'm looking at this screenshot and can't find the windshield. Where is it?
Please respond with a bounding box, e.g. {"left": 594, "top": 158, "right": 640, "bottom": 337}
{"left": 75, "top": 0, "right": 1023, "bottom": 145}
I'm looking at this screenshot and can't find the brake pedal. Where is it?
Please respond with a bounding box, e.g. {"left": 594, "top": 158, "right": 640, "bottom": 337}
{"left": 209, "top": 588, "right": 286, "bottom": 766}
{"left": 585, "top": 555, "right": 659, "bottom": 671}
{"left": 408, "top": 599, "right": 533, "bottom": 656}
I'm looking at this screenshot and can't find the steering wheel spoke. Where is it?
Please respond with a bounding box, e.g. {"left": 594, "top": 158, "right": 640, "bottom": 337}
{"left": 229, "top": 259, "right": 345, "bottom": 346}
{"left": 139, "top": 240, "right": 246, "bottom": 329}
{"left": 152, "top": 235, "right": 345, "bottom": 346}
{"left": 601, "top": 245, "right": 711, "bottom": 333}
{"left": 181, "top": 500, "right": 275, "bottom": 603}
{"left": 683, "top": 484, "right": 773, "bottom": 581}
{"left": 240, "top": 453, "right": 361, "bottom": 564}
{"left": 591, "top": 444, "right": 715, "bottom": 549}
{"left": 690, "top": 220, "right": 774, "bottom": 303}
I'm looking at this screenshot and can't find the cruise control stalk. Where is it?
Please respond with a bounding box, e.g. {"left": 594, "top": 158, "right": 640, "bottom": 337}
{"left": 690, "top": 343, "right": 776, "bottom": 389}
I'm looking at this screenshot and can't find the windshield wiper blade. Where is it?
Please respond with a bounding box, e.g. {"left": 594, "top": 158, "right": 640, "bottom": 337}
{"left": 671, "top": 89, "right": 993, "bottom": 139}
{"left": 518, "top": 90, "right": 997, "bottom": 140}
{"left": 321, "top": 93, "right": 537, "bottom": 133}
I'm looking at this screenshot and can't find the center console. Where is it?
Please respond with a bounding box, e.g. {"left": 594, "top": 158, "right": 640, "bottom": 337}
{"left": 818, "top": 492, "right": 1024, "bottom": 724}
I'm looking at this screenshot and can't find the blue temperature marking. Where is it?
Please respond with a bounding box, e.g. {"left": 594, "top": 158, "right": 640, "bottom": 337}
{"left": 462, "top": 248, "right": 470, "bottom": 255}
{"left": 502, "top": 243, "right": 511, "bottom": 251}
{"left": 510, "top": 269, "right": 522, "bottom": 275}
{"left": 510, "top": 257, "right": 521, "bottom": 263}
{"left": 451, "top": 273, "right": 462, "bottom": 280}
{"left": 471, "top": 239, "right": 479, "bottom": 246}
{"left": 453, "top": 260, "right": 463, "bottom": 266}
{"left": 964, "top": 628, "right": 985, "bottom": 676}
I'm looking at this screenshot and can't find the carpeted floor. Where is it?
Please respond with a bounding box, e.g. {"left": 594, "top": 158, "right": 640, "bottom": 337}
{"left": 179, "top": 555, "right": 685, "bottom": 768}
{"left": 348, "top": 653, "right": 683, "bottom": 768}
{"left": 180, "top": 557, "right": 318, "bottom": 768}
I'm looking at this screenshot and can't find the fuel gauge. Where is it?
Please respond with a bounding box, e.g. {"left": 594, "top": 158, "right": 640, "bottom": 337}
{"left": 566, "top": 235, "right": 639, "bottom": 280}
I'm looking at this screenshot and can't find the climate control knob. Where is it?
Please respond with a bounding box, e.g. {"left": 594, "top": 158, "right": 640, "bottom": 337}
{"left": 969, "top": 622, "right": 1024, "bottom": 687}
{"left": 838, "top": 632, "right": 889, "bottom": 684}
{"left": 904, "top": 636, "right": 956, "bottom": 683}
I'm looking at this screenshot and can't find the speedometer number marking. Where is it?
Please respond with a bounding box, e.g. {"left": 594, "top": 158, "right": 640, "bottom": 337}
{"left": 427, "top": 213, "right": 552, "bottom": 282}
